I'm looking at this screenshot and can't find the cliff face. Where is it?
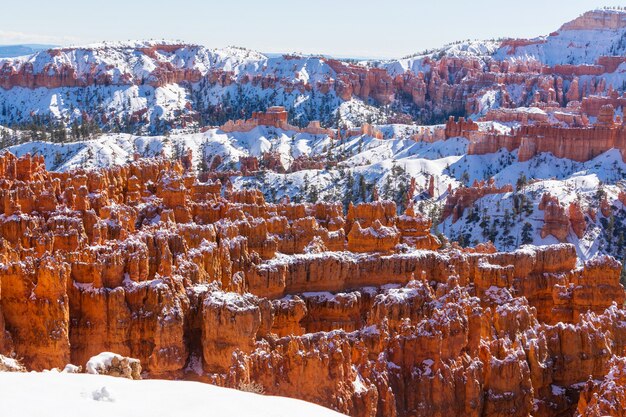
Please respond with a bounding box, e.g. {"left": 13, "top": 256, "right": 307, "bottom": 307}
{"left": 449, "top": 107, "right": 626, "bottom": 163}
{"left": 0, "top": 152, "right": 625, "bottom": 417}
{"left": 560, "top": 9, "right": 626, "bottom": 31}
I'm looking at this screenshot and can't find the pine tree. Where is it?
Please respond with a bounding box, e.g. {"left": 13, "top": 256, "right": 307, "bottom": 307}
{"left": 521, "top": 222, "right": 533, "bottom": 245}
{"left": 303, "top": 174, "right": 310, "bottom": 196}
{"left": 516, "top": 172, "right": 528, "bottom": 193}
{"left": 503, "top": 209, "right": 512, "bottom": 233}
{"left": 359, "top": 175, "right": 367, "bottom": 202}
{"left": 460, "top": 170, "right": 470, "bottom": 186}
{"left": 344, "top": 171, "right": 355, "bottom": 209}
{"left": 198, "top": 141, "right": 209, "bottom": 174}
{"left": 308, "top": 185, "right": 319, "bottom": 203}
{"left": 53, "top": 152, "right": 63, "bottom": 169}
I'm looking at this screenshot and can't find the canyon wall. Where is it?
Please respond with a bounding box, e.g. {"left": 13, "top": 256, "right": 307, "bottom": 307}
{"left": 0, "top": 152, "right": 624, "bottom": 417}
{"left": 447, "top": 106, "right": 626, "bottom": 163}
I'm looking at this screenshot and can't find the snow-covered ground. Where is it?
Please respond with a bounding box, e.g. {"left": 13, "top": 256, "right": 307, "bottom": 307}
{"left": 0, "top": 372, "right": 346, "bottom": 417}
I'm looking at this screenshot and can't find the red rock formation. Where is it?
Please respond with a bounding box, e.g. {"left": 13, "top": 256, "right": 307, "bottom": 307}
{"left": 3, "top": 25, "right": 626, "bottom": 139}
{"left": 566, "top": 77, "right": 581, "bottom": 102}
{"left": 483, "top": 108, "right": 550, "bottom": 124}
{"left": 253, "top": 106, "right": 288, "bottom": 127}
{"left": 0, "top": 152, "right": 624, "bottom": 417}
{"left": 577, "top": 356, "right": 626, "bottom": 417}
{"left": 0, "top": 43, "right": 202, "bottom": 90}
{"left": 539, "top": 193, "right": 570, "bottom": 241}
{"left": 443, "top": 179, "right": 514, "bottom": 222}
{"left": 500, "top": 38, "right": 547, "bottom": 54}
{"left": 346, "top": 201, "right": 397, "bottom": 233}
{"left": 560, "top": 9, "right": 626, "bottom": 31}
{"left": 238, "top": 156, "right": 259, "bottom": 174}
{"left": 347, "top": 220, "right": 400, "bottom": 253}
{"left": 396, "top": 206, "right": 441, "bottom": 250}
{"left": 427, "top": 175, "right": 435, "bottom": 198}
{"left": 302, "top": 120, "right": 335, "bottom": 137}
{"left": 597, "top": 55, "right": 626, "bottom": 73}
{"left": 202, "top": 291, "right": 260, "bottom": 373}
{"left": 344, "top": 123, "right": 384, "bottom": 139}
{"left": 467, "top": 118, "right": 626, "bottom": 163}
{"left": 1, "top": 256, "right": 70, "bottom": 370}
{"left": 444, "top": 116, "right": 479, "bottom": 139}
{"left": 568, "top": 201, "right": 586, "bottom": 238}
{"left": 596, "top": 104, "right": 617, "bottom": 127}
{"left": 288, "top": 155, "right": 327, "bottom": 172}
{"left": 4, "top": 32, "right": 626, "bottom": 142}
{"left": 325, "top": 59, "right": 396, "bottom": 105}
{"left": 581, "top": 92, "right": 626, "bottom": 117}
{"left": 220, "top": 106, "right": 335, "bottom": 139}
{"left": 260, "top": 151, "right": 286, "bottom": 173}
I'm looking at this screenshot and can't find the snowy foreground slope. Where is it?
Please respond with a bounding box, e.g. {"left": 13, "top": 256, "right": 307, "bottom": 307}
{"left": 7, "top": 122, "right": 626, "bottom": 261}
{"left": 0, "top": 372, "right": 346, "bottom": 417}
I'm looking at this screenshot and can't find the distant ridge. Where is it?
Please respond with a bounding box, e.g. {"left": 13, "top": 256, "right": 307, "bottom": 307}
{"left": 0, "top": 44, "right": 57, "bottom": 58}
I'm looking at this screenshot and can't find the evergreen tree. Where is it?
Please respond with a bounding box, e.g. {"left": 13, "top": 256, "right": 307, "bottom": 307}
{"left": 521, "top": 222, "right": 533, "bottom": 245}
{"left": 343, "top": 171, "right": 355, "bottom": 209}
{"left": 308, "top": 185, "right": 319, "bottom": 203}
{"left": 359, "top": 175, "right": 367, "bottom": 202}
{"left": 460, "top": 170, "right": 470, "bottom": 186}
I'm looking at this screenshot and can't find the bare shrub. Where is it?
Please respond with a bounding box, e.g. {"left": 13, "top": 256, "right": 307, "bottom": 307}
{"left": 0, "top": 355, "right": 26, "bottom": 372}
{"left": 237, "top": 380, "right": 265, "bottom": 394}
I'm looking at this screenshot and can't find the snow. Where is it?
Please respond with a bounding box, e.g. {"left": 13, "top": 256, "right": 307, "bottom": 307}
{"left": 86, "top": 352, "right": 130, "bottom": 375}
{"left": 351, "top": 366, "right": 369, "bottom": 394}
{"left": 63, "top": 364, "right": 82, "bottom": 373}
{"left": 336, "top": 99, "right": 388, "bottom": 129}
{"left": 0, "top": 40, "right": 263, "bottom": 85}
{"left": 493, "top": 11, "right": 626, "bottom": 65}
{"left": 550, "top": 384, "right": 566, "bottom": 396}
{"left": 301, "top": 291, "right": 337, "bottom": 302}
{"left": 0, "top": 41, "right": 347, "bottom": 129}
{"left": 0, "top": 371, "right": 346, "bottom": 417}
{"left": 385, "top": 40, "right": 499, "bottom": 76}
{"left": 376, "top": 286, "right": 423, "bottom": 305}
{"left": 203, "top": 290, "right": 259, "bottom": 312}
{"left": 0, "top": 355, "right": 24, "bottom": 371}
{"left": 485, "top": 286, "right": 513, "bottom": 305}
{"left": 440, "top": 147, "right": 626, "bottom": 260}
{"left": 421, "top": 359, "right": 435, "bottom": 377}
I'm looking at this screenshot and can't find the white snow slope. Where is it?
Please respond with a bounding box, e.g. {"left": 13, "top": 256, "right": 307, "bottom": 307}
{"left": 0, "top": 371, "right": 346, "bottom": 417}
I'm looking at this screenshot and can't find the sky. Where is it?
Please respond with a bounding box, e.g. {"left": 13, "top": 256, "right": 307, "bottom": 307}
{"left": 1, "top": 1, "right": 625, "bottom": 59}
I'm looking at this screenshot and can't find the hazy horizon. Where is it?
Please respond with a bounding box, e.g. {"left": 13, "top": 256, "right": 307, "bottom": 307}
{"left": 1, "top": 1, "right": 625, "bottom": 59}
